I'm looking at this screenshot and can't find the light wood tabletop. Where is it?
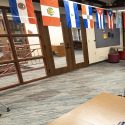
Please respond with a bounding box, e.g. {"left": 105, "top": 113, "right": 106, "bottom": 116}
{"left": 48, "top": 93, "right": 125, "bottom": 125}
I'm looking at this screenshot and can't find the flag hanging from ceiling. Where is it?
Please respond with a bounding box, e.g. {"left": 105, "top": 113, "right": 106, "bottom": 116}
{"left": 40, "top": 0, "right": 60, "bottom": 26}
{"left": 63, "top": 0, "right": 80, "bottom": 28}
{"left": 107, "top": 10, "right": 114, "bottom": 30}
{"left": 96, "top": 8, "right": 105, "bottom": 29}
{"left": 81, "top": 5, "right": 94, "bottom": 28}
{"left": 116, "top": 12, "right": 122, "bottom": 28}
{"left": 9, "top": 0, "right": 36, "bottom": 24}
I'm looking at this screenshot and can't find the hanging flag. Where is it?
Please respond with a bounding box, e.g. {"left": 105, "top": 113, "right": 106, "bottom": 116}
{"left": 107, "top": 10, "right": 114, "bottom": 30}
{"left": 96, "top": 8, "right": 105, "bottom": 29}
{"left": 40, "top": 0, "right": 60, "bottom": 26}
{"left": 116, "top": 12, "right": 122, "bottom": 28}
{"left": 9, "top": 0, "right": 36, "bottom": 24}
{"left": 63, "top": 0, "right": 80, "bottom": 28}
{"left": 82, "top": 5, "right": 94, "bottom": 28}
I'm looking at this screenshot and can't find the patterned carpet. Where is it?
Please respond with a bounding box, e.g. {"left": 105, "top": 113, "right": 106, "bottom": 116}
{"left": 0, "top": 61, "right": 125, "bottom": 125}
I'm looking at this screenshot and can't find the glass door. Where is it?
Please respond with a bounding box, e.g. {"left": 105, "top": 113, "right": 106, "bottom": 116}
{"left": 70, "top": 18, "right": 89, "bottom": 69}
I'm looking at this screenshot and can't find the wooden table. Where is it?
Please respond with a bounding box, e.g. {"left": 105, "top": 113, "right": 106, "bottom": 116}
{"left": 48, "top": 93, "right": 125, "bottom": 125}
{"left": 52, "top": 45, "right": 65, "bottom": 57}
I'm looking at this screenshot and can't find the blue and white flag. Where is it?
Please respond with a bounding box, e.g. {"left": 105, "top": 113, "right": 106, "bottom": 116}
{"left": 63, "top": 0, "right": 80, "bottom": 28}
{"left": 116, "top": 12, "right": 122, "bottom": 28}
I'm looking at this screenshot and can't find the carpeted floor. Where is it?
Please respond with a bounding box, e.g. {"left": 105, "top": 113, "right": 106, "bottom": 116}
{"left": 0, "top": 61, "right": 125, "bottom": 125}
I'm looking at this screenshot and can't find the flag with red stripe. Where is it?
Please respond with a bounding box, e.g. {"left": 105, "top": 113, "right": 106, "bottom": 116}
{"left": 96, "top": 8, "right": 105, "bottom": 29}
{"left": 107, "top": 10, "right": 114, "bottom": 30}
{"left": 9, "top": 0, "right": 36, "bottom": 24}
{"left": 82, "top": 5, "right": 94, "bottom": 28}
{"left": 40, "top": 0, "right": 61, "bottom": 26}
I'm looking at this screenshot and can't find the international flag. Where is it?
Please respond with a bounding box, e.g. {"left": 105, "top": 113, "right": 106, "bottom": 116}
{"left": 107, "top": 10, "right": 114, "bottom": 30}
{"left": 96, "top": 8, "right": 105, "bottom": 29}
{"left": 82, "top": 5, "right": 94, "bottom": 28}
{"left": 9, "top": 0, "right": 36, "bottom": 24}
{"left": 40, "top": 0, "right": 60, "bottom": 26}
{"left": 63, "top": 0, "right": 80, "bottom": 28}
{"left": 116, "top": 12, "right": 122, "bottom": 28}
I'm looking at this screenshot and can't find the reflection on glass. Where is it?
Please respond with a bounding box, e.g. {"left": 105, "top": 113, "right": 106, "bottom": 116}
{"left": 7, "top": 10, "right": 38, "bottom": 34}
{"left": 0, "top": 9, "right": 7, "bottom": 34}
{"left": 20, "top": 59, "right": 46, "bottom": 81}
{"left": 13, "top": 37, "right": 42, "bottom": 59}
{"left": 48, "top": 26, "right": 67, "bottom": 68}
{"left": 0, "top": 37, "right": 13, "bottom": 62}
{"left": 72, "top": 28, "right": 84, "bottom": 64}
{"left": 0, "top": 63, "right": 18, "bottom": 88}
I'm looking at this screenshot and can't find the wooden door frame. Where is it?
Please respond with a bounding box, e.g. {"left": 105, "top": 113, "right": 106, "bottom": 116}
{"left": 66, "top": 17, "right": 89, "bottom": 69}
{"left": 36, "top": 12, "right": 89, "bottom": 76}
{"left": 36, "top": 13, "right": 72, "bottom": 76}
{"left": 122, "top": 12, "right": 125, "bottom": 50}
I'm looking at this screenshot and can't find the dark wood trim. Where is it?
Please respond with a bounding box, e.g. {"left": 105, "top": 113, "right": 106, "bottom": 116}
{"left": 22, "top": 76, "right": 47, "bottom": 84}
{"left": 2, "top": 8, "right": 24, "bottom": 84}
{"left": 0, "top": 34, "right": 39, "bottom": 37}
{"left": 0, "top": 76, "right": 47, "bottom": 91}
{"left": 36, "top": 12, "right": 55, "bottom": 76}
{"left": 80, "top": 18, "right": 89, "bottom": 66}
{"left": 18, "top": 56, "right": 43, "bottom": 62}
{"left": 0, "top": 6, "right": 9, "bottom": 9}
{"left": 11, "top": 34, "right": 39, "bottom": 37}
{"left": 0, "top": 60, "right": 15, "bottom": 65}
{"left": 0, "top": 83, "right": 20, "bottom": 91}
{"left": 61, "top": 14, "right": 75, "bottom": 71}
{"left": 0, "top": 34, "right": 8, "bottom": 37}
{"left": 122, "top": 12, "right": 125, "bottom": 50}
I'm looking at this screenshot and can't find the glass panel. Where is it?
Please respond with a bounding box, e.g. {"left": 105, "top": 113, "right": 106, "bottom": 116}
{"left": 13, "top": 37, "right": 42, "bottom": 59}
{"left": 0, "top": 9, "right": 7, "bottom": 34}
{"left": 71, "top": 28, "right": 84, "bottom": 64}
{"left": 0, "top": 63, "right": 18, "bottom": 88}
{"left": 0, "top": 37, "right": 13, "bottom": 62}
{"left": 20, "top": 59, "right": 46, "bottom": 81}
{"left": 48, "top": 26, "right": 67, "bottom": 68}
{"left": 6, "top": 10, "right": 38, "bottom": 34}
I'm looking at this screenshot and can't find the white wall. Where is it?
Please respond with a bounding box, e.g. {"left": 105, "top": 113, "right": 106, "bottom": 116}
{"left": 87, "top": 14, "right": 123, "bottom": 64}
{"left": 86, "top": 27, "right": 123, "bottom": 64}
{"left": 48, "top": 26, "right": 64, "bottom": 45}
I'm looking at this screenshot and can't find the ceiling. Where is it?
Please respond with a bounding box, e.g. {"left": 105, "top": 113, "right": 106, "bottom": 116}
{"left": 32, "top": 0, "right": 125, "bottom": 8}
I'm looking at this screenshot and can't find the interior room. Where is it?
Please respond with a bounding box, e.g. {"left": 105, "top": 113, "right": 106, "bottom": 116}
{"left": 0, "top": 0, "right": 125, "bottom": 125}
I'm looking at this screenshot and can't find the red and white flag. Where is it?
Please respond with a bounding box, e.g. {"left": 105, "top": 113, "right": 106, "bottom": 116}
{"left": 107, "top": 10, "right": 114, "bottom": 29}
{"left": 40, "top": 0, "right": 61, "bottom": 26}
